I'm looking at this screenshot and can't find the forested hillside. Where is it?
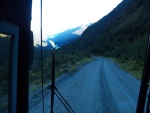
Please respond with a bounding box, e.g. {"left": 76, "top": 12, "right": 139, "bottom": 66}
{"left": 29, "top": 0, "right": 150, "bottom": 87}
{"left": 54, "top": 0, "right": 150, "bottom": 79}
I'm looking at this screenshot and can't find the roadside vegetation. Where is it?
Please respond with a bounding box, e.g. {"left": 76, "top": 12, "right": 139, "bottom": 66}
{"left": 117, "top": 59, "right": 144, "bottom": 79}
{"left": 108, "top": 57, "right": 145, "bottom": 80}
{"left": 29, "top": 48, "right": 93, "bottom": 91}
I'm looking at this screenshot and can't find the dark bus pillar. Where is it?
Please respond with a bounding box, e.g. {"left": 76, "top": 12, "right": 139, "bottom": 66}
{"left": 136, "top": 35, "right": 150, "bottom": 113}
{"left": 0, "top": 0, "right": 32, "bottom": 113}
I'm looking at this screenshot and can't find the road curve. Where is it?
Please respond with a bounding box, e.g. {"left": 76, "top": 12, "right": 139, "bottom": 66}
{"left": 29, "top": 57, "right": 141, "bottom": 113}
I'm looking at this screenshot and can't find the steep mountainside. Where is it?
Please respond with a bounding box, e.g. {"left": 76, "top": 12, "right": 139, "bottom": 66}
{"left": 34, "top": 24, "right": 90, "bottom": 49}
{"left": 55, "top": 0, "right": 150, "bottom": 79}
{"left": 49, "top": 24, "right": 89, "bottom": 47}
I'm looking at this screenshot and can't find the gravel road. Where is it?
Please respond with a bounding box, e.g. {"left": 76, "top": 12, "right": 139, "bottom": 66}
{"left": 29, "top": 57, "right": 141, "bottom": 113}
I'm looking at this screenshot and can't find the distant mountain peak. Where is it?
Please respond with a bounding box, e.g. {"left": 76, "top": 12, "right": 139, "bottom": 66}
{"left": 72, "top": 24, "right": 89, "bottom": 35}
{"left": 33, "top": 23, "right": 92, "bottom": 48}
{"left": 48, "top": 40, "right": 59, "bottom": 49}
{"left": 47, "top": 35, "right": 56, "bottom": 39}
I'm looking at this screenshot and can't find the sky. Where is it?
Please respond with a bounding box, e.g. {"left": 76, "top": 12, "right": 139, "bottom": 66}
{"left": 31, "top": 0, "right": 123, "bottom": 39}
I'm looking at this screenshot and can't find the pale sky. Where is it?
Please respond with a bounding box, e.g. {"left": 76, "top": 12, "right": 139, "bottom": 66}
{"left": 31, "top": 0, "right": 122, "bottom": 39}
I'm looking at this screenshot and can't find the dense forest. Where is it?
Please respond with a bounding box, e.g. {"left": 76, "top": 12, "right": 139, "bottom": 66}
{"left": 29, "top": 0, "right": 150, "bottom": 89}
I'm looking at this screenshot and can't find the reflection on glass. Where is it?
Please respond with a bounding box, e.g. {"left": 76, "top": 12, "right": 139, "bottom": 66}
{"left": 0, "top": 33, "right": 11, "bottom": 113}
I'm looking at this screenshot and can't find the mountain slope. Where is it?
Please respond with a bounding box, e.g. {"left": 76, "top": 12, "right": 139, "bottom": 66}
{"left": 56, "top": 0, "right": 150, "bottom": 79}
{"left": 45, "top": 24, "right": 90, "bottom": 48}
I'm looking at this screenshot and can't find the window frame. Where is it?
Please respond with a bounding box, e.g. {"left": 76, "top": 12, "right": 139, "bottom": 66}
{"left": 0, "top": 20, "right": 19, "bottom": 113}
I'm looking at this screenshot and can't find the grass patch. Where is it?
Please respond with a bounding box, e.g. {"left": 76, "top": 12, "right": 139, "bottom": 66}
{"left": 117, "top": 59, "right": 144, "bottom": 79}
{"left": 0, "top": 101, "right": 8, "bottom": 111}
{"left": 109, "top": 57, "right": 144, "bottom": 80}
{"left": 55, "top": 57, "right": 93, "bottom": 77}
{"left": 29, "top": 56, "right": 93, "bottom": 93}
{"left": 29, "top": 85, "right": 40, "bottom": 92}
